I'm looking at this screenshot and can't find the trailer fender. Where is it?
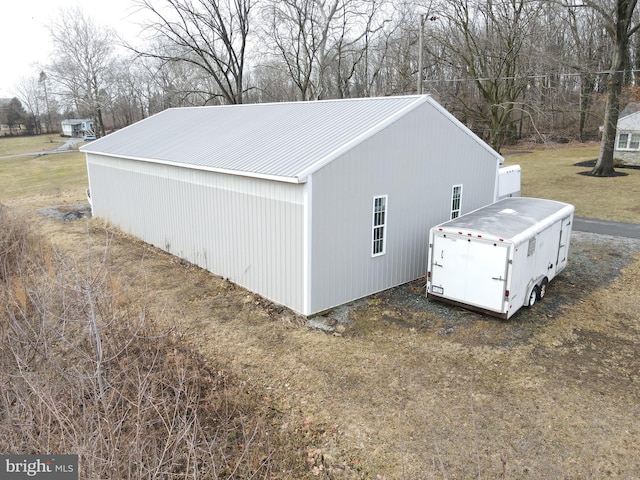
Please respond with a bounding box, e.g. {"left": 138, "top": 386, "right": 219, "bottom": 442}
{"left": 526, "top": 284, "right": 539, "bottom": 308}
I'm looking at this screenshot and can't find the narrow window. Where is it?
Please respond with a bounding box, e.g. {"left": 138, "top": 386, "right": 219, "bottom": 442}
{"left": 372, "top": 195, "right": 387, "bottom": 256}
{"left": 630, "top": 133, "right": 640, "bottom": 150}
{"left": 618, "top": 133, "right": 630, "bottom": 149}
{"left": 451, "top": 185, "right": 463, "bottom": 219}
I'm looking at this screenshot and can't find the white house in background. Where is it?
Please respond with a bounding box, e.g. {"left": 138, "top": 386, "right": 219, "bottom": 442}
{"left": 614, "top": 110, "right": 640, "bottom": 166}
{"left": 61, "top": 118, "right": 93, "bottom": 137}
{"left": 80, "top": 95, "right": 504, "bottom": 316}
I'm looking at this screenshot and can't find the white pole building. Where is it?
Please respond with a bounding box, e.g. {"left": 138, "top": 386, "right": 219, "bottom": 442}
{"left": 81, "top": 95, "right": 503, "bottom": 316}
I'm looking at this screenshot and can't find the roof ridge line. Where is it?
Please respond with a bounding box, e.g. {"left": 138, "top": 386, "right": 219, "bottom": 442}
{"left": 169, "top": 94, "right": 427, "bottom": 111}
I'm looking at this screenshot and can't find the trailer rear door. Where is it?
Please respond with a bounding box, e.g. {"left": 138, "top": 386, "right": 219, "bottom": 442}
{"left": 431, "top": 234, "right": 510, "bottom": 313}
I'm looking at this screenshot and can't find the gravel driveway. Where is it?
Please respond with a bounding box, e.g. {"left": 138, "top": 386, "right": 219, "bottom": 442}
{"left": 311, "top": 230, "right": 640, "bottom": 347}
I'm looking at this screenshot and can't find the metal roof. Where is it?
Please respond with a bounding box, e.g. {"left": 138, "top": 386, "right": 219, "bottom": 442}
{"left": 81, "top": 96, "right": 432, "bottom": 183}
{"left": 617, "top": 110, "right": 640, "bottom": 130}
{"left": 438, "top": 197, "right": 574, "bottom": 242}
{"left": 62, "top": 118, "right": 92, "bottom": 125}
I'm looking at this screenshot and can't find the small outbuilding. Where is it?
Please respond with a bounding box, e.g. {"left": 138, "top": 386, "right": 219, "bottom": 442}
{"left": 61, "top": 118, "right": 93, "bottom": 137}
{"left": 81, "top": 95, "right": 503, "bottom": 316}
{"left": 614, "top": 109, "right": 640, "bottom": 166}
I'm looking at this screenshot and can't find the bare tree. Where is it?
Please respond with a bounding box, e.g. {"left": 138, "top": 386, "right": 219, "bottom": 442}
{"left": 428, "top": 0, "right": 542, "bottom": 152}
{"left": 350, "top": 2, "right": 406, "bottom": 97}
{"left": 133, "top": 0, "right": 253, "bottom": 105}
{"left": 565, "top": 5, "right": 610, "bottom": 142}
{"left": 327, "top": 0, "right": 394, "bottom": 98}
{"left": 384, "top": 13, "right": 423, "bottom": 95}
{"left": 581, "top": 0, "right": 640, "bottom": 176}
{"left": 39, "top": 71, "right": 54, "bottom": 134}
{"left": 262, "top": 0, "right": 389, "bottom": 100}
{"left": 247, "top": 60, "right": 300, "bottom": 102}
{"left": 15, "top": 75, "right": 45, "bottom": 135}
{"left": 48, "top": 7, "right": 116, "bottom": 137}
{"left": 263, "top": 0, "right": 334, "bottom": 100}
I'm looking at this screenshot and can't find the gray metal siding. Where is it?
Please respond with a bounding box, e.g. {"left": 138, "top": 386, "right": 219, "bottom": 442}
{"left": 87, "top": 154, "right": 306, "bottom": 313}
{"left": 308, "top": 101, "right": 499, "bottom": 314}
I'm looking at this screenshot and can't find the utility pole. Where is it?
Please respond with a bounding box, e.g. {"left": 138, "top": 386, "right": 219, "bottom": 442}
{"left": 417, "top": 14, "right": 424, "bottom": 95}
{"left": 39, "top": 71, "right": 52, "bottom": 134}
{"left": 417, "top": 14, "right": 437, "bottom": 95}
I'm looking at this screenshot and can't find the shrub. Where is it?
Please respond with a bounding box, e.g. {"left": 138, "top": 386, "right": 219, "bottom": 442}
{"left": 0, "top": 212, "right": 298, "bottom": 478}
{"left": 0, "top": 204, "right": 31, "bottom": 284}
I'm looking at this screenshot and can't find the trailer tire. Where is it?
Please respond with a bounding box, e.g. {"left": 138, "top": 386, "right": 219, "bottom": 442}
{"left": 527, "top": 286, "right": 538, "bottom": 308}
{"left": 539, "top": 278, "right": 549, "bottom": 300}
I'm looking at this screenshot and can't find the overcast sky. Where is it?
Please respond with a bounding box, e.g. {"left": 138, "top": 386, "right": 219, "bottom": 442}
{"left": 0, "top": 0, "right": 145, "bottom": 97}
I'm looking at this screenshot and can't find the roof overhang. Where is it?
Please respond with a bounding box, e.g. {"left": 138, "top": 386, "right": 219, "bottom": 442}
{"left": 82, "top": 150, "right": 306, "bottom": 184}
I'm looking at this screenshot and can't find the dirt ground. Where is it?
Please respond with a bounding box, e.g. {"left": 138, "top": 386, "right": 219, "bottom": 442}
{"left": 15, "top": 192, "right": 640, "bottom": 478}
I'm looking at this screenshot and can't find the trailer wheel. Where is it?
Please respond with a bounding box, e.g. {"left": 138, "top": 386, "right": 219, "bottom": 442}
{"left": 527, "top": 286, "right": 538, "bottom": 308}
{"left": 539, "top": 278, "right": 549, "bottom": 300}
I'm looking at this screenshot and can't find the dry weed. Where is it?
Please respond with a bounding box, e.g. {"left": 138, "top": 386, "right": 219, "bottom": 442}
{"left": 0, "top": 211, "right": 313, "bottom": 479}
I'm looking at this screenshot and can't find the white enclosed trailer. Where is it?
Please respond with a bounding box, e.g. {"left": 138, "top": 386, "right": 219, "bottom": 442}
{"left": 497, "top": 164, "right": 521, "bottom": 200}
{"left": 426, "top": 198, "right": 574, "bottom": 319}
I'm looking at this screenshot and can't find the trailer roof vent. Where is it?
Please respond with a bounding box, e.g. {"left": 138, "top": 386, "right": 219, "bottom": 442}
{"left": 499, "top": 208, "right": 517, "bottom": 215}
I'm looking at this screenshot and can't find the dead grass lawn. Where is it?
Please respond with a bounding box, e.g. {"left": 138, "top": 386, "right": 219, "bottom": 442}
{"left": 0, "top": 151, "right": 87, "bottom": 202}
{"left": 503, "top": 141, "right": 640, "bottom": 223}
{"left": 0, "top": 133, "right": 65, "bottom": 156}
{"left": 10, "top": 193, "right": 640, "bottom": 479}
{"left": 5, "top": 141, "right": 640, "bottom": 478}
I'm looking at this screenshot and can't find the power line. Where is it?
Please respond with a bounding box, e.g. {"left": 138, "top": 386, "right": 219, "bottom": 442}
{"left": 421, "top": 69, "right": 640, "bottom": 84}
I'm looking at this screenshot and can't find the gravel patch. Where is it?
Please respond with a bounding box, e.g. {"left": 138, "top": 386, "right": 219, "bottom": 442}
{"left": 315, "top": 231, "right": 640, "bottom": 345}
{"left": 39, "top": 203, "right": 92, "bottom": 221}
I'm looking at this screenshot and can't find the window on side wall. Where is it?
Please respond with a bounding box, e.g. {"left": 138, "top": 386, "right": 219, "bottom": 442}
{"left": 617, "top": 133, "right": 629, "bottom": 149}
{"left": 617, "top": 132, "right": 640, "bottom": 150}
{"left": 451, "top": 185, "right": 463, "bottom": 219}
{"left": 372, "top": 195, "right": 387, "bottom": 257}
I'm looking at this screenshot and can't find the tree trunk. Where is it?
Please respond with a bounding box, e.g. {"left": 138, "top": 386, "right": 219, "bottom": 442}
{"left": 591, "top": 0, "right": 637, "bottom": 176}
{"left": 592, "top": 54, "right": 623, "bottom": 176}
{"left": 578, "top": 75, "right": 594, "bottom": 143}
